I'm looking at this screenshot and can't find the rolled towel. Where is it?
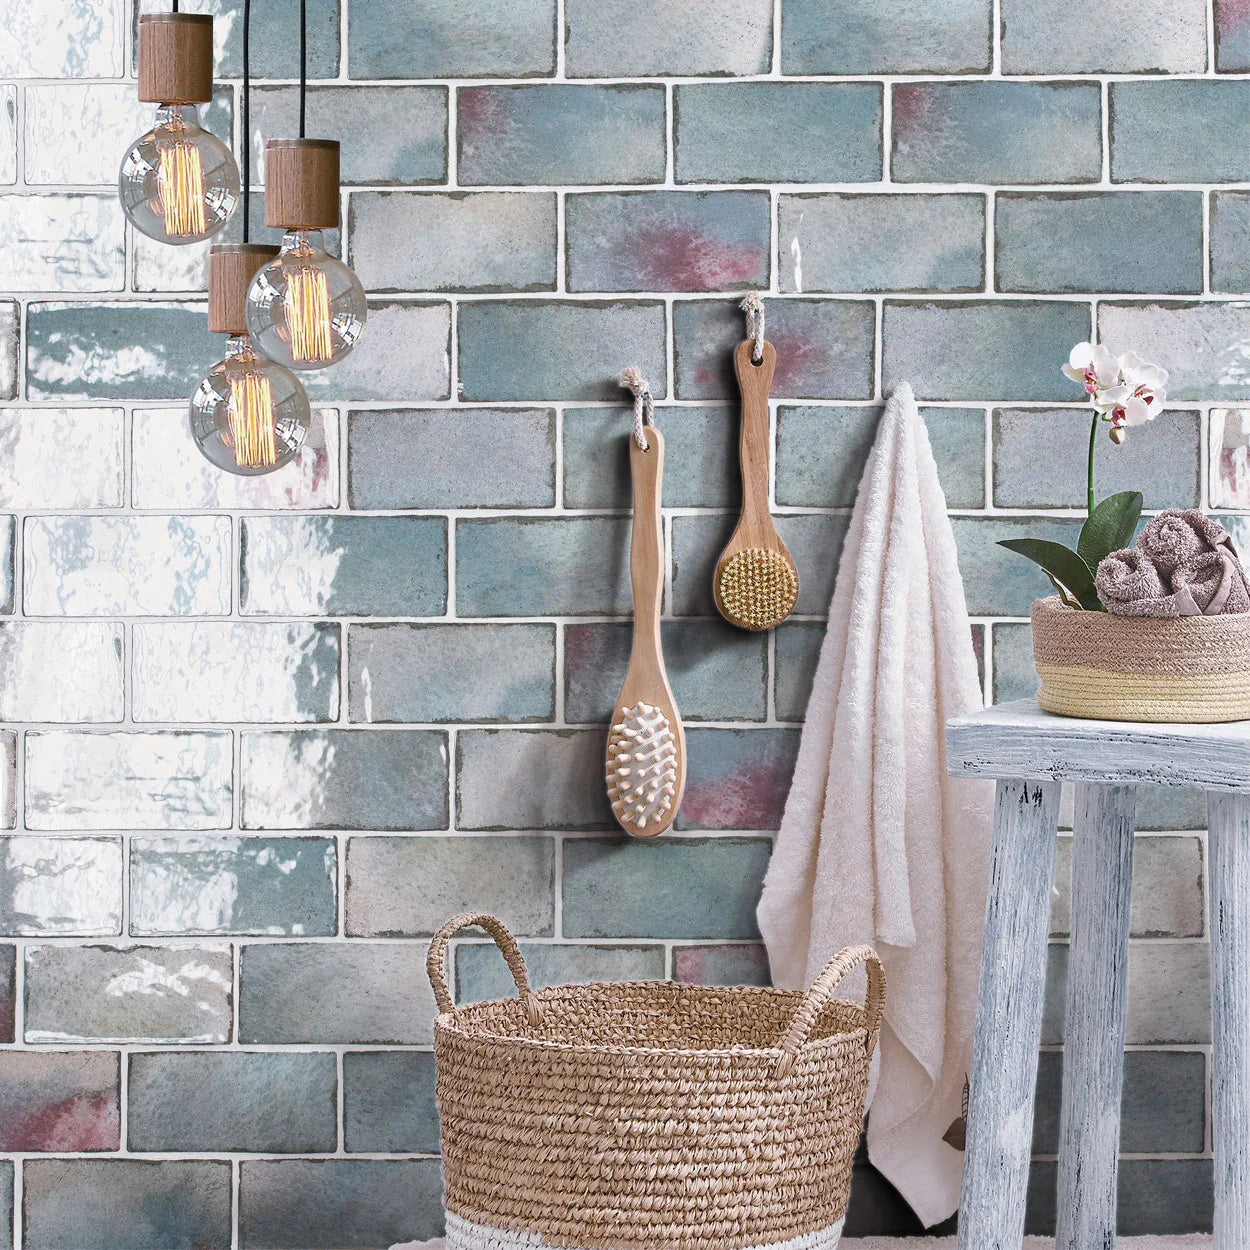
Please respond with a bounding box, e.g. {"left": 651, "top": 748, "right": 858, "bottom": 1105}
{"left": 1138, "top": 509, "right": 1242, "bottom": 578}
{"left": 1174, "top": 550, "right": 1250, "bottom": 616}
{"left": 1095, "top": 548, "right": 1199, "bottom": 618}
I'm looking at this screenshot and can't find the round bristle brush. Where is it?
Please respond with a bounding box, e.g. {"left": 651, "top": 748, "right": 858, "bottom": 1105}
{"left": 606, "top": 373, "right": 686, "bottom": 838}
{"left": 713, "top": 337, "right": 799, "bottom": 631}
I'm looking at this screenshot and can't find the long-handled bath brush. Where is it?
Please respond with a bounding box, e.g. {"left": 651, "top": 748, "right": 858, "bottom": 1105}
{"left": 606, "top": 371, "right": 686, "bottom": 839}
{"left": 713, "top": 310, "right": 799, "bottom": 631}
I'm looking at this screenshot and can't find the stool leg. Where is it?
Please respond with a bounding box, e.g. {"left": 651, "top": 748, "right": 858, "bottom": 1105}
{"left": 1208, "top": 791, "right": 1250, "bottom": 1250}
{"left": 957, "top": 777, "right": 1062, "bottom": 1250}
{"left": 1057, "top": 784, "right": 1137, "bottom": 1250}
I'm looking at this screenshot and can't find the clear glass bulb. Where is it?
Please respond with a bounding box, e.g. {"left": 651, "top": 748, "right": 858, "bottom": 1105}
{"left": 189, "top": 335, "right": 311, "bottom": 475}
{"left": 245, "top": 229, "right": 367, "bottom": 370}
{"left": 119, "top": 104, "right": 239, "bottom": 245}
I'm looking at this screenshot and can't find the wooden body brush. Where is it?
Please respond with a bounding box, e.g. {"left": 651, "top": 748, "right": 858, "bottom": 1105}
{"left": 605, "top": 416, "right": 686, "bottom": 839}
{"left": 714, "top": 339, "right": 799, "bottom": 630}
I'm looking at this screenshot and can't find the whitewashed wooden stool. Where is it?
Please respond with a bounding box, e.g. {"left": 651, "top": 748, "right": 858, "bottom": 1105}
{"left": 946, "top": 700, "right": 1250, "bottom": 1250}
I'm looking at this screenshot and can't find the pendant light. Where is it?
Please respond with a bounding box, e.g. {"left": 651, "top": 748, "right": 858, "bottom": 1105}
{"left": 119, "top": 11, "right": 239, "bottom": 245}
{"left": 245, "top": 0, "right": 367, "bottom": 370}
{"left": 189, "top": 0, "right": 310, "bottom": 476}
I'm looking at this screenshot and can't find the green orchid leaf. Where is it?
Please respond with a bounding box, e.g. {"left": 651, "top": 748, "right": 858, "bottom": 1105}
{"left": 997, "top": 538, "right": 1103, "bottom": 611}
{"left": 1077, "top": 490, "right": 1143, "bottom": 576}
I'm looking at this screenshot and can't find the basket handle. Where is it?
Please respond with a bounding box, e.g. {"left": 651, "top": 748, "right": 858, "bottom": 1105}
{"left": 774, "top": 944, "right": 885, "bottom": 1079}
{"left": 426, "top": 912, "right": 544, "bottom": 1027}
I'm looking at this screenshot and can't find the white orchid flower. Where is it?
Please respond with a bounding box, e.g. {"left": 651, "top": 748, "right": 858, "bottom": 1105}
{"left": 1061, "top": 341, "right": 1121, "bottom": 392}
{"left": 1119, "top": 350, "right": 1169, "bottom": 393}
{"left": 1116, "top": 349, "right": 1168, "bottom": 425}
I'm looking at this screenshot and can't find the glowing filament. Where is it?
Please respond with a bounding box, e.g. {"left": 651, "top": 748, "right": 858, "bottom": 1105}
{"left": 283, "top": 264, "right": 334, "bottom": 363}
{"left": 227, "top": 370, "right": 277, "bottom": 468}
{"left": 156, "top": 138, "right": 206, "bottom": 238}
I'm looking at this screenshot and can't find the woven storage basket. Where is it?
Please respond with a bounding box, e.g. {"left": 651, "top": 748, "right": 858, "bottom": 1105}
{"left": 427, "top": 913, "right": 885, "bottom": 1250}
{"left": 1032, "top": 595, "right": 1250, "bottom": 722}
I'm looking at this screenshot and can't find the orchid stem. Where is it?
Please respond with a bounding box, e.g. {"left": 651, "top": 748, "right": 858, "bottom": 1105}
{"left": 1087, "top": 410, "right": 1098, "bottom": 516}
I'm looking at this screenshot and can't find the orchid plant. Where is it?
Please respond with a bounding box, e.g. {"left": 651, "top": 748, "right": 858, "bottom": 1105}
{"left": 997, "top": 341, "right": 1170, "bottom": 611}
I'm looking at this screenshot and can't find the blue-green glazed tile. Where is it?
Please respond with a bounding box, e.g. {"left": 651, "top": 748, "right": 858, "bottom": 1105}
{"left": 674, "top": 943, "right": 771, "bottom": 986}
{"left": 1111, "top": 81, "right": 1250, "bottom": 183}
{"left": 996, "top": 192, "right": 1203, "bottom": 294}
{"left": 679, "top": 730, "right": 800, "bottom": 831}
{"left": 565, "top": 620, "right": 767, "bottom": 724}
{"left": 0, "top": 303, "right": 15, "bottom": 400}
{"left": 775, "top": 620, "right": 825, "bottom": 722}
{"left": 566, "top": 191, "right": 770, "bottom": 293}
{"left": 1218, "top": 0, "right": 1250, "bottom": 69}
{"left": 348, "top": 623, "right": 555, "bottom": 724}
{"left": 893, "top": 82, "right": 1101, "bottom": 184}
{"left": 992, "top": 623, "right": 1040, "bottom": 704}
{"left": 456, "top": 941, "right": 665, "bottom": 1001}
{"left": 0, "top": 1050, "right": 119, "bottom": 1151}
{"left": 1211, "top": 193, "right": 1250, "bottom": 292}
{"left": 349, "top": 0, "right": 555, "bottom": 77}
{"left": 783, "top": 0, "right": 990, "bottom": 71}
{"left": 459, "top": 85, "right": 666, "bottom": 185}
{"left": 459, "top": 300, "right": 666, "bottom": 402}
{"left": 130, "top": 836, "right": 337, "bottom": 937}
{"left": 23, "top": 1160, "right": 231, "bottom": 1250}
{"left": 240, "top": 516, "right": 447, "bottom": 617}
{"left": 949, "top": 516, "right": 1084, "bottom": 616}
{"left": 343, "top": 1052, "right": 440, "bottom": 1154}
{"left": 674, "top": 298, "right": 874, "bottom": 400}
{"left": 127, "top": 1052, "right": 336, "bottom": 1153}
{"left": 675, "top": 83, "right": 882, "bottom": 184}
{"left": 240, "top": 730, "right": 449, "bottom": 831}
{"left": 883, "top": 301, "right": 1092, "bottom": 401}
{"left": 562, "top": 837, "right": 771, "bottom": 939}
{"left": 0, "top": 1159, "right": 9, "bottom": 1250}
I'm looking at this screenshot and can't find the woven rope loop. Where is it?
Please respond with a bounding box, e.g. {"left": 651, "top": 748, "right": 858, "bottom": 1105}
{"left": 740, "top": 291, "right": 766, "bottom": 364}
{"left": 618, "top": 367, "right": 655, "bottom": 451}
{"left": 426, "top": 912, "right": 544, "bottom": 1027}
{"left": 774, "top": 944, "right": 885, "bottom": 1079}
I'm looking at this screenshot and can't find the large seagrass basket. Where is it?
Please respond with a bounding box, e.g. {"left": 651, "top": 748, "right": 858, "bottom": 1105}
{"left": 1032, "top": 595, "right": 1250, "bottom": 723}
{"left": 426, "top": 913, "right": 885, "bottom": 1250}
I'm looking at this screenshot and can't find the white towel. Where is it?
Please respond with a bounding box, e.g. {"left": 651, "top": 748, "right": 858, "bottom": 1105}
{"left": 757, "top": 383, "right": 993, "bottom": 1228}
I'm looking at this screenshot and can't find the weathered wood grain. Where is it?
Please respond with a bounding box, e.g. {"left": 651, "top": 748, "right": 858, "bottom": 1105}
{"left": 957, "top": 777, "right": 1062, "bottom": 1250}
{"left": 947, "top": 700, "right": 1250, "bottom": 790}
{"left": 1208, "top": 790, "right": 1250, "bottom": 1250}
{"left": 1057, "top": 784, "right": 1137, "bottom": 1250}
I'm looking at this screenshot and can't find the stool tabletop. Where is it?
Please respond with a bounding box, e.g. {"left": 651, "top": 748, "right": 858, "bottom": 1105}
{"left": 946, "top": 699, "right": 1250, "bottom": 791}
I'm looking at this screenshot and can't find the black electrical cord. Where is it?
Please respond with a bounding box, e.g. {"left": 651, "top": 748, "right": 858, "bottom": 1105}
{"left": 299, "top": 0, "right": 307, "bottom": 138}
{"left": 242, "top": 0, "right": 251, "bottom": 240}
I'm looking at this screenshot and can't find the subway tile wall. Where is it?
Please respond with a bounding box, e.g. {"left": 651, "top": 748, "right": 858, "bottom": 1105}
{"left": 0, "top": 0, "right": 1238, "bottom": 1244}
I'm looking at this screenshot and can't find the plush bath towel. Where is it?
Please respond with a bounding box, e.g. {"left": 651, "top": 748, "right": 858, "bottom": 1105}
{"left": 757, "top": 384, "right": 993, "bottom": 1228}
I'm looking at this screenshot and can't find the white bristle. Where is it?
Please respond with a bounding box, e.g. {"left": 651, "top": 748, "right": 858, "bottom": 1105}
{"left": 606, "top": 701, "right": 679, "bottom": 832}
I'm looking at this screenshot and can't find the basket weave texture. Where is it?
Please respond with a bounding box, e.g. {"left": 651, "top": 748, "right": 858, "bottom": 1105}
{"left": 1032, "top": 596, "right": 1250, "bottom": 723}
{"left": 427, "top": 914, "right": 885, "bottom": 1250}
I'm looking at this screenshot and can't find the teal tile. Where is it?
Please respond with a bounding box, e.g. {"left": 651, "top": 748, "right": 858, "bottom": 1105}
{"left": 457, "top": 517, "right": 631, "bottom": 617}
{"left": 563, "top": 405, "right": 737, "bottom": 510}
{"left": 24, "top": 1160, "right": 230, "bottom": 1250}
{"left": 345, "top": 835, "right": 554, "bottom": 937}
{"left": 993, "top": 407, "right": 1200, "bottom": 509}
{"left": 349, "top": 408, "right": 555, "bottom": 509}
{"left": 996, "top": 192, "right": 1203, "bottom": 294}
{"left": 991, "top": 622, "right": 1039, "bottom": 704}
{"left": 779, "top": 193, "right": 984, "bottom": 294}
{"left": 566, "top": 0, "right": 771, "bottom": 75}
{"left": 1218, "top": 0, "right": 1250, "bottom": 69}
{"left": 348, "top": 623, "right": 555, "bottom": 723}
{"left": 459, "top": 300, "right": 666, "bottom": 402}
{"left": 893, "top": 82, "right": 1101, "bottom": 184}
{"left": 674, "top": 298, "right": 874, "bottom": 400}
{"left": 883, "top": 300, "right": 1092, "bottom": 401}
{"left": 0, "top": 1051, "right": 119, "bottom": 1151}
{"left": 129, "top": 837, "right": 337, "bottom": 937}
{"left": 674, "top": 943, "right": 771, "bottom": 986}
{"left": 459, "top": 85, "right": 666, "bottom": 185}
{"left": 564, "top": 620, "right": 768, "bottom": 723}
{"left": 675, "top": 83, "right": 882, "bottom": 184}
{"left": 782, "top": 0, "right": 990, "bottom": 71}
{"left": 240, "top": 1160, "right": 443, "bottom": 1249}
{"left": 349, "top": 0, "right": 555, "bottom": 76}
{"left": 1209, "top": 192, "right": 1250, "bottom": 292}
{"left": 128, "top": 1053, "right": 336, "bottom": 1153}
{"left": 1112, "top": 81, "right": 1250, "bottom": 182}
{"left": 562, "top": 836, "right": 771, "bottom": 939}
{"left": 775, "top": 620, "right": 825, "bottom": 722}
{"left": 0, "top": 303, "right": 16, "bottom": 400}
{"left": 950, "top": 515, "right": 1084, "bottom": 616}
{"left": 455, "top": 941, "right": 665, "bottom": 1000}
{"left": 240, "top": 730, "right": 448, "bottom": 831}
{"left": 566, "top": 191, "right": 770, "bottom": 293}
{"left": 240, "top": 516, "right": 447, "bottom": 617}
{"left": 349, "top": 192, "right": 557, "bottom": 293}
{"left": 343, "top": 1052, "right": 440, "bottom": 1154}
{"left": 679, "top": 729, "right": 799, "bottom": 831}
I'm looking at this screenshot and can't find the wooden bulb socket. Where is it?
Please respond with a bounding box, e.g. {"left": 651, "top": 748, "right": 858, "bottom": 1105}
{"left": 264, "top": 139, "right": 340, "bottom": 231}
{"left": 138, "top": 13, "right": 214, "bottom": 105}
{"left": 209, "top": 243, "right": 279, "bottom": 336}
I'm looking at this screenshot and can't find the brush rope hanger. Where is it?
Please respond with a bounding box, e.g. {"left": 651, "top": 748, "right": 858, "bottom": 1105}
{"left": 605, "top": 370, "right": 686, "bottom": 838}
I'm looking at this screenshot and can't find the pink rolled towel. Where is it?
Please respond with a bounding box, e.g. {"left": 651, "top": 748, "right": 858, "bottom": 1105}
{"left": 1174, "top": 550, "right": 1250, "bottom": 615}
{"left": 1096, "top": 547, "right": 1199, "bottom": 617}
{"left": 1138, "top": 509, "right": 1246, "bottom": 578}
